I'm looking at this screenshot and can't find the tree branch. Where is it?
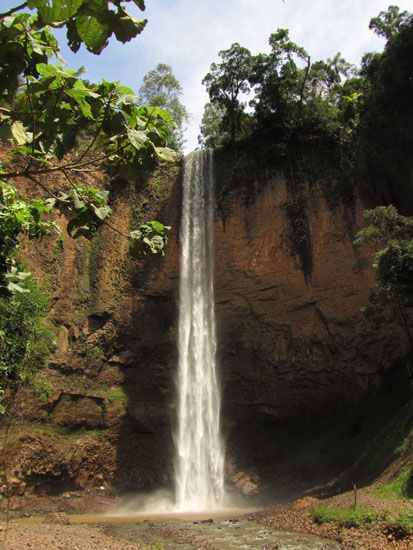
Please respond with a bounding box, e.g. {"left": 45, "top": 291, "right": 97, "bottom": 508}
{"left": 0, "top": 145, "right": 126, "bottom": 179}
{"left": 0, "top": 2, "right": 28, "bottom": 18}
{"left": 26, "top": 174, "right": 60, "bottom": 200}
{"left": 77, "top": 95, "right": 114, "bottom": 163}
{"left": 102, "top": 219, "right": 130, "bottom": 239}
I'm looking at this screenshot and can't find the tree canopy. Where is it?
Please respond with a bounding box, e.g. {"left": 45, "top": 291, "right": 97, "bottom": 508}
{"left": 139, "top": 63, "right": 188, "bottom": 152}
{"left": 200, "top": 4, "right": 412, "bottom": 168}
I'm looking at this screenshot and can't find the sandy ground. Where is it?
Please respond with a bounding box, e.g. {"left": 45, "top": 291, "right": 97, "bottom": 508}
{"left": 0, "top": 523, "right": 145, "bottom": 550}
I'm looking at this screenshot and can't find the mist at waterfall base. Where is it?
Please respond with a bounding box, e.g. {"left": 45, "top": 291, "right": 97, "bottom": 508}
{"left": 113, "top": 150, "right": 248, "bottom": 516}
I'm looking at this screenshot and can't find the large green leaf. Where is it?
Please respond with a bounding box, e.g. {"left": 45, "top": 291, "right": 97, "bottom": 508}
{"left": 155, "top": 147, "right": 177, "bottom": 162}
{"left": 66, "top": 82, "right": 98, "bottom": 118}
{"left": 127, "top": 127, "right": 149, "bottom": 150}
{"left": 91, "top": 204, "right": 111, "bottom": 220}
{"left": 75, "top": 15, "right": 109, "bottom": 52}
{"left": 108, "top": 9, "right": 147, "bottom": 43}
{"left": 35, "top": 0, "right": 83, "bottom": 24}
{"left": 11, "top": 121, "right": 31, "bottom": 145}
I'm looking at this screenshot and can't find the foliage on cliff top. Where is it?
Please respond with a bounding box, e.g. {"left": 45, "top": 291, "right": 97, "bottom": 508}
{"left": 139, "top": 63, "right": 189, "bottom": 152}
{"left": 201, "top": 5, "right": 413, "bottom": 209}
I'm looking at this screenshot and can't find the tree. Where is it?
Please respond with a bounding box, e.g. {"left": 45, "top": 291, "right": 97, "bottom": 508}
{"left": 359, "top": 8, "right": 413, "bottom": 205}
{"left": 0, "top": 2, "right": 177, "bottom": 295}
{"left": 198, "top": 102, "right": 228, "bottom": 148}
{"left": 139, "top": 63, "right": 188, "bottom": 152}
{"left": 0, "top": 1, "right": 177, "bottom": 415}
{"left": 369, "top": 5, "right": 410, "bottom": 39}
{"left": 354, "top": 206, "right": 413, "bottom": 355}
{"left": 251, "top": 30, "right": 310, "bottom": 111}
{"left": 202, "top": 43, "right": 252, "bottom": 150}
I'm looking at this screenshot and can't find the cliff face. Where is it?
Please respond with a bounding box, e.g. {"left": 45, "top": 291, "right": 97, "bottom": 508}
{"left": 8, "top": 157, "right": 407, "bottom": 498}
{"left": 216, "top": 178, "right": 387, "bottom": 418}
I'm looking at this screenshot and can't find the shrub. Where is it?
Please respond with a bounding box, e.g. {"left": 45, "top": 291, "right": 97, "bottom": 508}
{"left": 0, "top": 276, "right": 56, "bottom": 413}
{"left": 312, "top": 506, "right": 380, "bottom": 528}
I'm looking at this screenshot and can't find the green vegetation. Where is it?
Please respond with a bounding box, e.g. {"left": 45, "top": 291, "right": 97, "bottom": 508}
{"left": 144, "top": 542, "right": 165, "bottom": 550}
{"left": 0, "top": 0, "right": 179, "bottom": 420}
{"left": 198, "top": 102, "right": 227, "bottom": 148}
{"left": 285, "top": 195, "right": 312, "bottom": 280}
{"left": 354, "top": 206, "right": 413, "bottom": 381}
{"left": 104, "top": 388, "right": 127, "bottom": 403}
{"left": 201, "top": 5, "right": 412, "bottom": 225}
{"left": 0, "top": 0, "right": 177, "bottom": 298}
{"left": 0, "top": 275, "right": 55, "bottom": 413}
{"left": 202, "top": 42, "right": 253, "bottom": 149}
{"left": 139, "top": 63, "right": 188, "bottom": 152}
{"left": 393, "top": 508, "right": 413, "bottom": 533}
{"left": 201, "top": 6, "right": 411, "bottom": 156}
{"left": 312, "top": 505, "right": 413, "bottom": 539}
{"left": 375, "top": 468, "right": 413, "bottom": 500}
{"left": 312, "top": 506, "right": 380, "bottom": 528}
{"left": 33, "top": 422, "right": 105, "bottom": 439}
{"left": 104, "top": 385, "right": 168, "bottom": 404}
{"left": 354, "top": 206, "right": 413, "bottom": 332}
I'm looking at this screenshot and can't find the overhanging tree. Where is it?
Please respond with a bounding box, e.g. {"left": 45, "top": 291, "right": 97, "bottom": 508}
{"left": 0, "top": 1, "right": 177, "bottom": 296}
{"left": 0, "top": 1, "right": 176, "bottom": 415}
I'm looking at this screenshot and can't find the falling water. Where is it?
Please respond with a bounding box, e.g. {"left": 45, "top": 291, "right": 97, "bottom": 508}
{"left": 174, "top": 149, "right": 225, "bottom": 511}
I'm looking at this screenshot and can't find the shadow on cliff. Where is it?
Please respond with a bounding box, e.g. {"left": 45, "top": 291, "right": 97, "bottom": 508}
{"left": 112, "top": 165, "right": 182, "bottom": 496}
{"left": 224, "top": 362, "right": 413, "bottom": 502}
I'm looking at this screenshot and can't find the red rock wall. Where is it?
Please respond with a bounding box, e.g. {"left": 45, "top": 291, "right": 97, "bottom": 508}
{"left": 9, "top": 159, "right": 406, "bottom": 496}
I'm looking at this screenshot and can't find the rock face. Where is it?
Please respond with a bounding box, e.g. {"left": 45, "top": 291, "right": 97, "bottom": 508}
{"left": 8, "top": 158, "right": 407, "bottom": 497}
{"left": 212, "top": 174, "right": 405, "bottom": 493}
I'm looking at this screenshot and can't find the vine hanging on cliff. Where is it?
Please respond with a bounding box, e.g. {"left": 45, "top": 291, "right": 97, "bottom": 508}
{"left": 285, "top": 194, "right": 313, "bottom": 281}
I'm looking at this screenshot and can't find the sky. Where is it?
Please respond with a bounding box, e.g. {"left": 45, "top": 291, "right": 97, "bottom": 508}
{"left": 2, "top": 0, "right": 413, "bottom": 151}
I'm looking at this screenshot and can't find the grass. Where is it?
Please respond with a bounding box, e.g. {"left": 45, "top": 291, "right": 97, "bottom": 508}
{"left": 103, "top": 386, "right": 169, "bottom": 404}
{"left": 374, "top": 467, "right": 413, "bottom": 500}
{"left": 312, "top": 505, "right": 413, "bottom": 537}
{"left": 312, "top": 506, "right": 381, "bottom": 528}
{"left": 104, "top": 388, "right": 128, "bottom": 403}
{"left": 393, "top": 508, "right": 413, "bottom": 533}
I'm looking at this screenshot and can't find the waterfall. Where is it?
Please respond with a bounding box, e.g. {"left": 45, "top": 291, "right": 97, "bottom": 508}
{"left": 174, "top": 149, "right": 225, "bottom": 511}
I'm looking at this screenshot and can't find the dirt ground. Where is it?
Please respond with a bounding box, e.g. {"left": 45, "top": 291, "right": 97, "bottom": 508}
{"left": 0, "top": 523, "right": 145, "bottom": 550}
{"left": 255, "top": 487, "right": 413, "bottom": 550}
{"left": 0, "top": 487, "right": 412, "bottom": 549}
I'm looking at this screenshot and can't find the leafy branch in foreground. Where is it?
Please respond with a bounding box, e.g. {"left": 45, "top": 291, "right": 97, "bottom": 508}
{"left": 0, "top": 3, "right": 178, "bottom": 295}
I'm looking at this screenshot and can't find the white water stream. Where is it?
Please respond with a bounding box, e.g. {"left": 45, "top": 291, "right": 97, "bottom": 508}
{"left": 174, "top": 149, "right": 225, "bottom": 511}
